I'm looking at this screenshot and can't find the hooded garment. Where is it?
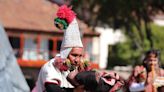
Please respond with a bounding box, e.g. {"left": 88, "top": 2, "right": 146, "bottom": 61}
{"left": 60, "top": 18, "right": 83, "bottom": 59}
{"left": 0, "top": 23, "right": 30, "bottom": 92}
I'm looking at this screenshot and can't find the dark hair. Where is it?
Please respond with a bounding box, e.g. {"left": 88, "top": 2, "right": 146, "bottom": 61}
{"left": 75, "top": 70, "right": 98, "bottom": 91}
{"left": 143, "top": 49, "right": 161, "bottom": 67}
{"left": 95, "top": 78, "right": 112, "bottom": 92}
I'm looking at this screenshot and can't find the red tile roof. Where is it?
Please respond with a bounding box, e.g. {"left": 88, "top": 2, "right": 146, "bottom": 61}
{"left": 0, "top": 0, "right": 99, "bottom": 36}
{"left": 0, "top": 0, "right": 58, "bottom": 31}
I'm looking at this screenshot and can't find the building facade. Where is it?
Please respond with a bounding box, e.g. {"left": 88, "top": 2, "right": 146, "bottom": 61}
{"left": 0, "top": 0, "right": 100, "bottom": 90}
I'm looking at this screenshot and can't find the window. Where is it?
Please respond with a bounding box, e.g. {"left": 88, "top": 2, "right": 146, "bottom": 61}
{"left": 9, "top": 36, "right": 21, "bottom": 57}
{"left": 57, "top": 40, "right": 62, "bottom": 51}
{"left": 9, "top": 36, "right": 20, "bottom": 49}
{"left": 48, "top": 39, "right": 53, "bottom": 51}
{"left": 48, "top": 39, "right": 54, "bottom": 59}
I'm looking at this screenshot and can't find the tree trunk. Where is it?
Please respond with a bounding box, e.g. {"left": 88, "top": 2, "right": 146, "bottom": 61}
{"left": 144, "top": 21, "right": 153, "bottom": 48}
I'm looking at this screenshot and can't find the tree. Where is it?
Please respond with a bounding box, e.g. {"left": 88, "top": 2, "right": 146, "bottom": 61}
{"left": 69, "top": 0, "right": 164, "bottom": 67}
{"left": 71, "top": 0, "right": 164, "bottom": 49}
{"left": 50, "top": 0, "right": 164, "bottom": 66}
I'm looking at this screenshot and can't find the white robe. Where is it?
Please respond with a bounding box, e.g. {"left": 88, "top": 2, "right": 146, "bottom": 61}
{"left": 0, "top": 23, "right": 30, "bottom": 92}
{"left": 32, "top": 58, "right": 73, "bottom": 92}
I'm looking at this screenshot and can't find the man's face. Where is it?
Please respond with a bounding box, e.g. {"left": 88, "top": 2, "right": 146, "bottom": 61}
{"left": 68, "top": 47, "right": 83, "bottom": 66}
{"left": 144, "top": 54, "right": 159, "bottom": 71}
{"left": 146, "top": 57, "right": 158, "bottom": 66}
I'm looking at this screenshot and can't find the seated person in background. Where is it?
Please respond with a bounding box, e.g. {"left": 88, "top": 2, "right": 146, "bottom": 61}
{"left": 128, "top": 49, "right": 164, "bottom": 92}
{"left": 67, "top": 70, "right": 125, "bottom": 92}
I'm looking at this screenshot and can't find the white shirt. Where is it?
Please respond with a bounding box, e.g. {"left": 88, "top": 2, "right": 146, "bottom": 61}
{"left": 129, "top": 82, "right": 145, "bottom": 92}
{"left": 32, "top": 58, "right": 74, "bottom": 92}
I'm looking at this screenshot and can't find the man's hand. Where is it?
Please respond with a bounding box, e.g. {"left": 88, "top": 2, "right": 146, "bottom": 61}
{"left": 67, "top": 69, "right": 80, "bottom": 86}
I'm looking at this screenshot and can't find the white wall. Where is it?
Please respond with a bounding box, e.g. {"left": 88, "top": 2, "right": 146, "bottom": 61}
{"left": 95, "top": 27, "right": 125, "bottom": 69}
{"left": 153, "top": 15, "right": 164, "bottom": 26}
{"left": 153, "top": 19, "right": 164, "bottom": 26}
{"left": 92, "top": 37, "right": 100, "bottom": 63}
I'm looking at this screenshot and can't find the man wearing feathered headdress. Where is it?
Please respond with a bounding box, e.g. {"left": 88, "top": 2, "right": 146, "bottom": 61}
{"left": 32, "top": 5, "right": 91, "bottom": 92}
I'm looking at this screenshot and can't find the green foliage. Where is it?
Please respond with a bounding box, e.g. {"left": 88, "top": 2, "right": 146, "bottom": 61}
{"left": 70, "top": 0, "right": 164, "bottom": 68}
{"left": 151, "top": 24, "right": 164, "bottom": 65}
{"left": 71, "top": 0, "right": 163, "bottom": 28}
{"left": 108, "top": 24, "right": 164, "bottom": 68}
{"left": 107, "top": 36, "right": 142, "bottom": 68}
